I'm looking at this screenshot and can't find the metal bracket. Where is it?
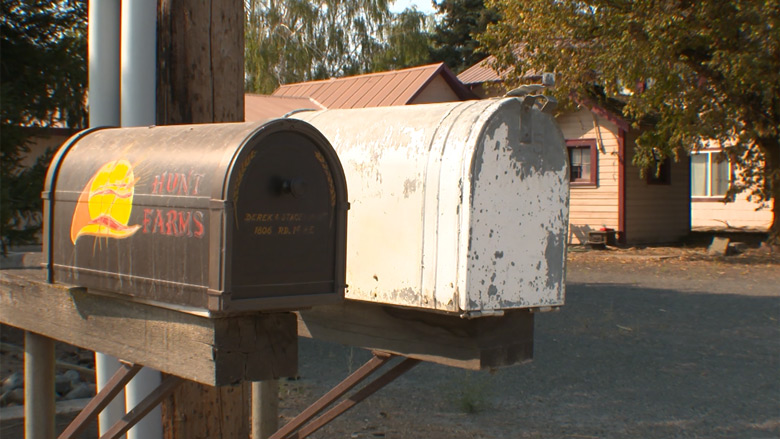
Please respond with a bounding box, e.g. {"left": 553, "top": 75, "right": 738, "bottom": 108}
{"left": 270, "top": 351, "right": 421, "bottom": 439}
{"left": 58, "top": 362, "right": 184, "bottom": 439}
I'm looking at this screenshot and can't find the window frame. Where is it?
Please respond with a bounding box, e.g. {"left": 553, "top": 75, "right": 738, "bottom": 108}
{"left": 691, "top": 150, "right": 732, "bottom": 202}
{"left": 566, "top": 139, "right": 598, "bottom": 187}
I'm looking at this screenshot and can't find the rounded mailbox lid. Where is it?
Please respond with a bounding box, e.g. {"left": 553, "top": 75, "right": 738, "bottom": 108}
{"left": 225, "top": 124, "right": 349, "bottom": 311}
{"left": 44, "top": 119, "right": 348, "bottom": 313}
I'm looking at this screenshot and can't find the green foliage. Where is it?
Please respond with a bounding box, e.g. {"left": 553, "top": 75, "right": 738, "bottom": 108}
{"left": 247, "top": 0, "right": 429, "bottom": 93}
{"left": 443, "top": 371, "right": 493, "bottom": 414}
{"left": 480, "top": 0, "right": 780, "bottom": 241}
{"left": 430, "top": 0, "right": 499, "bottom": 73}
{"left": 372, "top": 8, "right": 434, "bottom": 72}
{"left": 1, "top": 0, "right": 88, "bottom": 253}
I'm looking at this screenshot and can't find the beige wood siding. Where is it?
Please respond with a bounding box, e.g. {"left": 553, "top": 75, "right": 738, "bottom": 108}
{"left": 624, "top": 131, "right": 690, "bottom": 244}
{"left": 691, "top": 195, "right": 772, "bottom": 230}
{"left": 690, "top": 145, "right": 772, "bottom": 230}
{"left": 410, "top": 75, "right": 461, "bottom": 104}
{"left": 557, "top": 109, "right": 620, "bottom": 244}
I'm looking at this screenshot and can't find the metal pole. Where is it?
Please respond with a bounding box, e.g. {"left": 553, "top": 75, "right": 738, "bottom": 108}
{"left": 25, "top": 331, "right": 56, "bottom": 439}
{"left": 120, "top": 2, "right": 161, "bottom": 439}
{"left": 88, "top": 1, "right": 125, "bottom": 435}
{"left": 252, "top": 380, "right": 280, "bottom": 439}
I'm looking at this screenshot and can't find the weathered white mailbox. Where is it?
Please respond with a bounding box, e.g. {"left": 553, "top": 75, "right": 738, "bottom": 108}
{"left": 294, "top": 97, "right": 569, "bottom": 315}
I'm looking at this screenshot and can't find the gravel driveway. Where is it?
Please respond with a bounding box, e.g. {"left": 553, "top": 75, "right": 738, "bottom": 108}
{"left": 2, "top": 246, "right": 779, "bottom": 438}
{"left": 284, "top": 247, "right": 780, "bottom": 438}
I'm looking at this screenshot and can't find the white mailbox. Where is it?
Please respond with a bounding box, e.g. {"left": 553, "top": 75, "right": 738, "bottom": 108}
{"left": 294, "top": 98, "right": 569, "bottom": 315}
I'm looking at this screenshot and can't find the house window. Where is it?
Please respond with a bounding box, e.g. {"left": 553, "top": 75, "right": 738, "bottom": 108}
{"left": 647, "top": 157, "right": 672, "bottom": 185}
{"left": 691, "top": 151, "right": 730, "bottom": 198}
{"left": 566, "top": 139, "right": 598, "bottom": 186}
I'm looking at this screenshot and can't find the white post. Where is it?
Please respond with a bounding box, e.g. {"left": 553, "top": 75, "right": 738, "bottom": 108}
{"left": 120, "top": 1, "right": 162, "bottom": 439}
{"left": 252, "top": 380, "right": 280, "bottom": 439}
{"left": 88, "top": 1, "right": 126, "bottom": 436}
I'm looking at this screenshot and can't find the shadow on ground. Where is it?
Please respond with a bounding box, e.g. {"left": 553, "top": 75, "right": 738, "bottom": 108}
{"left": 290, "top": 283, "right": 780, "bottom": 439}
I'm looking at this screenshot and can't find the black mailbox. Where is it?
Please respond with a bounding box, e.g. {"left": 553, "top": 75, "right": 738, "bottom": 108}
{"left": 43, "top": 120, "right": 348, "bottom": 313}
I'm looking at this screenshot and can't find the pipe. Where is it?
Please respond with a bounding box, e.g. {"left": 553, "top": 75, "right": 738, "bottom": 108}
{"left": 121, "top": 1, "right": 162, "bottom": 439}
{"left": 24, "top": 331, "right": 55, "bottom": 439}
{"left": 88, "top": 1, "right": 126, "bottom": 436}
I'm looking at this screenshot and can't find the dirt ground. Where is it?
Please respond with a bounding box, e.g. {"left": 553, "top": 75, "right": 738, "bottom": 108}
{"left": 2, "top": 243, "right": 779, "bottom": 438}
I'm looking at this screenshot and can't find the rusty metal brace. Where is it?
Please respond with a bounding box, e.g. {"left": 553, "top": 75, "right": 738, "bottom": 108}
{"left": 270, "top": 351, "right": 421, "bottom": 439}
{"left": 58, "top": 362, "right": 184, "bottom": 439}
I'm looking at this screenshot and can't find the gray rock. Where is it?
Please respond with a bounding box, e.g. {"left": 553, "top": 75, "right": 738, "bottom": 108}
{"left": 63, "top": 369, "right": 80, "bottom": 384}
{"left": 708, "top": 237, "right": 730, "bottom": 256}
{"left": 0, "top": 388, "right": 24, "bottom": 405}
{"left": 56, "top": 374, "right": 74, "bottom": 395}
{"left": 729, "top": 242, "right": 748, "bottom": 254}
{"left": 64, "top": 383, "right": 95, "bottom": 400}
{"left": 1, "top": 371, "right": 23, "bottom": 392}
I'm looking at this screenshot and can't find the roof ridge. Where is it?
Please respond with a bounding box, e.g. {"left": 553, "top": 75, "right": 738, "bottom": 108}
{"left": 276, "top": 63, "right": 445, "bottom": 90}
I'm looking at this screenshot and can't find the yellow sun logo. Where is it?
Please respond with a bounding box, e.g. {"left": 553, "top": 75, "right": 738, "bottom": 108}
{"left": 70, "top": 159, "right": 142, "bottom": 244}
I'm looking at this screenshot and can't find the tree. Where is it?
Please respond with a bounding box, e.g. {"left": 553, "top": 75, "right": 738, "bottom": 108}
{"left": 245, "top": 0, "right": 393, "bottom": 93}
{"left": 430, "top": 0, "right": 499, "bottom": 73}
{"left": 480, "top": 0, "right": 780, "bottom": 243}
{"left": 372, "top": 8, "right": 434, "bottom": 72}
{"left": 0, "top": 0, "right": 88, "bottom": 253}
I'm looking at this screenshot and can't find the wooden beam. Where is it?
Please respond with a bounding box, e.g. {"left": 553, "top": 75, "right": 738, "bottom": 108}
{"left": 156, "top": 0, "right": 252, "bottom": 434}
{"left": 0, "top": 269, "right": 297, "bottom": 386}
{"left": 297, "top": 301, "right": 534, "bottom": 370}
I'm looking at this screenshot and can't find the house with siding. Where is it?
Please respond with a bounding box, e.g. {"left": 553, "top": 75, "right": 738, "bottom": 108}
{"left": 689, "top": 142, "right": 772, "bottom": 231}
{"left": 459, "top": 58, "right": 690, "bottom": 245}
{"left": 245, "top": 60, "right": 695, "bottom": 244}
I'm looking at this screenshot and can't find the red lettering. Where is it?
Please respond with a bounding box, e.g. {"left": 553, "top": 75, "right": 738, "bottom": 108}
{"left": 178, "top": 171, "right": 191, "bottom": 195}
{"left": 178, "top": 211, "right": 191, "bottom": 237}
{"left": 166, "top": 173, "right": 178, "bottom": 193}
{"left": 153, "top": 210, "right": 165, "bottom": 234}
{"left": 193, "top": 211, "right": 205, "bottom": 238}
{"left": 192, "top": 174, "right": 204, "bottom": 195}
{"left": 143, "top": 209, "right": 153, "bottom": 233}
{"left": 152, "top": 173, "right": 165, "bottom": 194}
{"left": 166, "top": 210, "right": 178, "bottom": 235}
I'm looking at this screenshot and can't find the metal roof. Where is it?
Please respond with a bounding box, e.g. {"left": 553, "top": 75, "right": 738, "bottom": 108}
{"left": 457, "top": 56, "right": 504, "bottom": 85}
{"left": 271, "top": 63, "right": 476, "bottom": 108}
{"left": 244, "top": 94, "right": 324, "bottom": 121}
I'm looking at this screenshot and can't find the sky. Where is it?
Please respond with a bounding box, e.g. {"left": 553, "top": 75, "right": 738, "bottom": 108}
{"left": 389, "top": 0, "right": 436, "bottom": 14}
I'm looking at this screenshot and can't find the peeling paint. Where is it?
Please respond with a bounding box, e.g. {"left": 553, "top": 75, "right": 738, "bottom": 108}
{"left": 402, "top": 178, "right": 418, "bottom": 198}
{"left": 294, "top": 98, "right": 568, "bottom": 314}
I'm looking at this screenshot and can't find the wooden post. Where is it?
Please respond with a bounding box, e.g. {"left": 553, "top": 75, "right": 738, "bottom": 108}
{"left": 252, "top": 380, "right": 279, "bottom": 439}
{"left": 25, "top": 331, "right": 56, "bottom": 439}
{"left": 156, "top": 1, "right": 259, "bottom": 437}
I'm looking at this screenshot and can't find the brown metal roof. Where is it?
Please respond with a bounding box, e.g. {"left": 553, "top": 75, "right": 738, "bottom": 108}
{"left": 458, "top": 55, "right": 542, "bottom": 85}
{"left": 457, "top": 56, "right": 507, "bottom": 85}
{"left": 272, "top": 63, "right": 476, "bottom": 108}
{"left": 244, "top": 94, "right": 324, "bottom": 121}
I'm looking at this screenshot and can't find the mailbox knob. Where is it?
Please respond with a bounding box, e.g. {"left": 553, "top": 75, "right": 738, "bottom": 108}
{"left": 281, "top": 178, "right": 307, "bottom": 198}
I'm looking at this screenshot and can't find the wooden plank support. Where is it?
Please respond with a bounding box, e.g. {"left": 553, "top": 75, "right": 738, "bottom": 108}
{"left": 0, "top": 269, "right": 297, "bottom": 386}
{"left": 269, "top": 353, "right": 420, "bottom": 439}
{"left": 100, "top": 374, "right": 185, "bottom": 439}
{"left": 59, "top": 362, "right": 143, "bottom": 439}
{"left": 270, "top": 353, "right": 394, "bottom": 439}
{"left": 25, "top": 331, "right": 56, "bottom": 439}
{"left": 287, "top": 358, "right": 421, "bottom": 439}
{"left": 296, "top": 301, "right": 535, "bottom": 370}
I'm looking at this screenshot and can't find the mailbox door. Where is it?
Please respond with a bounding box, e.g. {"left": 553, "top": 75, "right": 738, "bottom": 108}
{"left": 226, "top": 127, "right": 348, "bottom": 311}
